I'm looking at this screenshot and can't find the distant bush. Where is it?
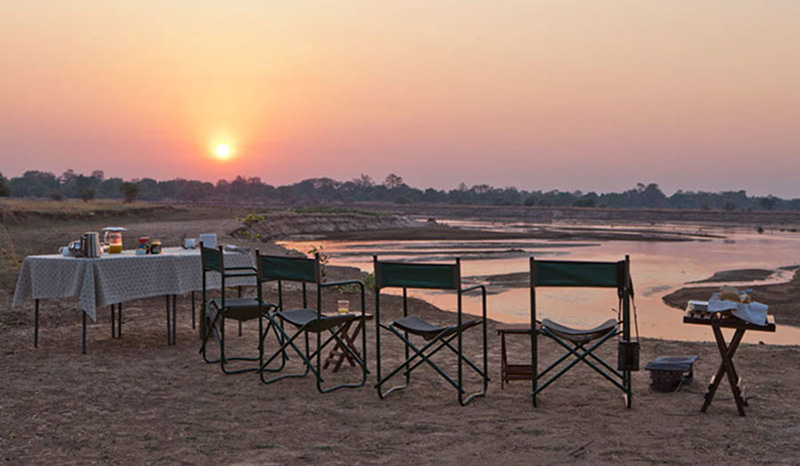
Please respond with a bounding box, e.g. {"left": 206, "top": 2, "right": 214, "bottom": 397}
{"left": 79, "top": 189, "right": 96, "bottom": 202}
{"left": 121, "top": 182, "right": 140, "bottom": 203}
{"left": 0, "top": 173, "right": 9, "bottom": 197}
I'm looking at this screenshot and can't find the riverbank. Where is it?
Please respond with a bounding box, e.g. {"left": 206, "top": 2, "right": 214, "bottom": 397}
{"left": 663, "top": 267, "right": 800, "bottom": 327}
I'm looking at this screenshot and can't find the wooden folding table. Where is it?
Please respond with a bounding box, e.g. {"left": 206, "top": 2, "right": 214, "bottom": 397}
{"left": 323, "top": 313, "right": 373, "bottom": 372}
{"left": 497, "top": 323, "right": 533, "bottom": 389}
{"left": 683, "top": 310, "right": 775, "bottom": 416}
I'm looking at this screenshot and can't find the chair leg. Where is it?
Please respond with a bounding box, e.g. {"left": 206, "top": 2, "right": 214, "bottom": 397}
{"left": 260, "top": 323, "right": 315, "bottom": 384}
{"left": 543, "top": 331, "right": 626, "bottom": 391}
{"left": 218, "top": 317, "right": 260, "bottom": 375}
{"left": 534, "top": 330, "right": 626, "bottom": 399}
{"left": 199, "top": 303, "right": 258, "bottom": 374}
{"left": 314, "top": 326, "right": 369, "bottom": 393}
{"left": 200, "top": 304, "right": 223, "bottom": 364}
{"left": 376, "top": 326, "right": 464, "bottom": 395}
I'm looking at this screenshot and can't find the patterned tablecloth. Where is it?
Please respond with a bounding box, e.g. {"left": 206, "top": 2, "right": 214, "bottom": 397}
{"left": 12, "top": 247, "right": 255, "bottom": 321}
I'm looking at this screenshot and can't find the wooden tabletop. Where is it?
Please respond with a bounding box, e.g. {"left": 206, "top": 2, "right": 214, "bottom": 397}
{"left": 683, "top": 310, "right": 776, "bottom": 332}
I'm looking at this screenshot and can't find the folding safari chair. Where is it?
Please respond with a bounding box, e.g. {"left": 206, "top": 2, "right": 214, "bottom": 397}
{"left": 373, "top": 257, "right": 488, "bottom": 406}
{"left": 530, "top": 255, "right": 638, "bottom": 407}
{"left": 199, "top": 243, "right": 274, "bottom": 375}
{"left": 257, "top": 252, "right": 368, "bottom": 393}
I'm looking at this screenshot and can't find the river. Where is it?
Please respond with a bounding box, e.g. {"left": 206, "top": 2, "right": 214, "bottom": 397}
{"left": 281, "top": 221, "right": 800, "bottom": 345}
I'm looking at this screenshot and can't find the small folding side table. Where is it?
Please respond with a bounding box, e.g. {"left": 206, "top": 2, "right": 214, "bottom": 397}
{"left": 323, "top": 313, "right": 373, "bottom": 372}
{"left": 497, "top": 323, "right": 533, "bottom": 389}
{"left": 683, "top": 310, "right": 776, "bottom": 416}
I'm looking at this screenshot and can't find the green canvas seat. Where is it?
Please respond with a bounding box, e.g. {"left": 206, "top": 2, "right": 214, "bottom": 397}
{"left": 199, "top": 244, "right": 275, "bottom": 375}
{"left": 530, "top": 256, "right": 638, "bottom": 407}
{"left": 207, "top": 297, "right": 263, "bottom": 321}
{"left": 540, "top": 318, "right": 617, "bottom": 345}
{"left": 393, "top": 315, "right": 482, "bottom": 341}
{"left": 257, "top": 252, "right": 368, "bottom": 393}
{"left": 374, "top": 257, "right": 488, "bottom": 406}
{"left": 279, "top": 308, "right": 358, "bottom": 332}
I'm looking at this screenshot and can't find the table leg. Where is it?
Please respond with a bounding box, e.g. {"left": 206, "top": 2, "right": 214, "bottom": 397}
{"left": 165, "top": 295, "right": 171, "bottom": 346}
{"left": 723, "top": 328, "right": 746, "bottom": 416}
{"left": 191, "top": 291, "right": 196, "bottom": 330}
{"left": 111, "top": 305, "right": 115, "bottom": 338}
{"left": 34, "top": 299, "right": 39, "bottom": 348}
{"left": 238, "top": 286, "right": 243, "bottom": 337}
{"left": 172, "top": 295, "right": 177, "bottom": 345}
{"left": 500, "top": 330, "right": 507, "bottom": 389}
{"left": 329, "top": 320, "right": 363, "bottom": 373}
{"left": 118, "top": 303, "right": 122, "bottom": 338}
{"left": 82, "top": 312, "right": 87, "bottom": 355}
{"left": 198, "top": 294, "right": 206, "bottom": 340}
{"left": 703, "top": 325, "right": 747, "bottom": 416}
{"left": 323, "top": 321, "right": 353, "bottom": 370}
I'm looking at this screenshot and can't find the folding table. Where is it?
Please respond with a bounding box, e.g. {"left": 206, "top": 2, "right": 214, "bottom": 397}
{"left": 683, "top": 309, "right": 776, "bottom": 416}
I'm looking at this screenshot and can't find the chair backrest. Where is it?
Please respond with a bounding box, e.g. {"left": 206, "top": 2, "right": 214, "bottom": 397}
{"left": 200, "top": 243, "right": 224, "bottom": 273}
{"left": 258, "top": 254, "right": 320, "bottom": 284}
{"left": 257, "top": 252, "right": 321, "bottom": 310}
{"left": 531, "top": 259, "right": 627, "bottom": 290}
{"left": 374, "top": 257, "right": 461, "bottom": 291}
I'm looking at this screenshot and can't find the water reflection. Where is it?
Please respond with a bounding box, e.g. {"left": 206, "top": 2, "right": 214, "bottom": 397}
{"left": 281, "top": 223, "right": 800, "bottom": 345}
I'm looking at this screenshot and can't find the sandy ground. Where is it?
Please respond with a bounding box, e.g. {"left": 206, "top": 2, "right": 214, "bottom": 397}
{"left": 2, "top": 290, "right": 800, "bottom": 465}
{"left": 2, "top": 205, "right": 800, "bottom": 464}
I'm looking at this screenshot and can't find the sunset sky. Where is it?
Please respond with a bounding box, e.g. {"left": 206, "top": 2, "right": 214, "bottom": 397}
{"left": 1, "top": 1, "right": 799, "bottom": 196}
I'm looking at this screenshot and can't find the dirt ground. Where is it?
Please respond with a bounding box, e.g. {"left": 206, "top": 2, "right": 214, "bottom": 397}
{"left": 2, "top": 203, "right": 800, "bottom": 465}
{"left": 2, "top": 290, "right": 800, "bottom": 465}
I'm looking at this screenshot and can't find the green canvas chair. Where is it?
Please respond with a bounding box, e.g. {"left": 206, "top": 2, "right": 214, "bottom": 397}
{"left": 530, "top": 255, "right": 638, "bottom": 407}
{"left": 257, "top": 252, "right": 368, "bottom": 393}
{"left": 373, "top": 257, "right": 488, "bottom": 406}
{"left": 199, "top": 243, "right": 274, "bottom": 375}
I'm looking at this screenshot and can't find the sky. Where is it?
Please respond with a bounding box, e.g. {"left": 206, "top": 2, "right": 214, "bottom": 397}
{"left": 1, "top": 1, "right": 799, "bottom": 197}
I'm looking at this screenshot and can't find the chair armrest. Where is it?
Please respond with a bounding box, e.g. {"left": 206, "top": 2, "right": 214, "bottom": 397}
{"left": 462, "top": 284, "right": 487, "bottom": 295}
{"left": 319, "top": 280, "right": 366, "bottom": 316}
{"left": 260, "top": 301, "right": 279, "bottom": 312}
{"left": 461, "top": 284, "right": 487, "bottom": 320}
{"left": 225, "top": 266, "right": 258, "bottom": 273}
{"left": 321, "top": 280, "right": 365, "bottom": 289}
{"left": 222, "top": 266, "right": 259, "bottom": 279}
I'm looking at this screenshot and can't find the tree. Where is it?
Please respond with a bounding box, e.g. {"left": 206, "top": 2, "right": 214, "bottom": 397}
{"left": 120, "top": 182, "right": 140, "bottom": 203}
{"left": 384, "top": 173, "right": 404, "bottom": 190}
{"left": 0, "top": 172, "right": 9, "bottom": 197}
{"left": 759, "top": 196, "right": 777, "bottom": 211}
{"left": 9, "top": 171, "right": 59, "bottom": 197}
{"left": 353, "top": 174, "right": 374, "bottom": 187}
{"left": 79, "top": 189, "right": 96, "bottom": 202}
{"left": 98, "top": 177, "right": 123, "bottom": 198}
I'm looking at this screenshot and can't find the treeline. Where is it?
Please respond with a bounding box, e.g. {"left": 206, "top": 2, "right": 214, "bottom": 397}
{"left": 0, "top": 170, "right": 798, "bottom": 211}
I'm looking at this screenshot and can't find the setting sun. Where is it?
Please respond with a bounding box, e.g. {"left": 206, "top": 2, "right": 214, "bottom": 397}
{"left": 214, "top": 143, "right": 231, "bottom": 159}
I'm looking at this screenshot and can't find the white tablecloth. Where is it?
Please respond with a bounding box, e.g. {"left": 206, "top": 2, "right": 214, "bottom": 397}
{"left": 12, "top": 247, "right": 255, "bottom": 321}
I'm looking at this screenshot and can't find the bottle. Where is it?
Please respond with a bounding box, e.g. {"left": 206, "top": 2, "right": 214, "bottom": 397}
{"left": 137, "top": 236, "right": 150, "bottom": 255}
